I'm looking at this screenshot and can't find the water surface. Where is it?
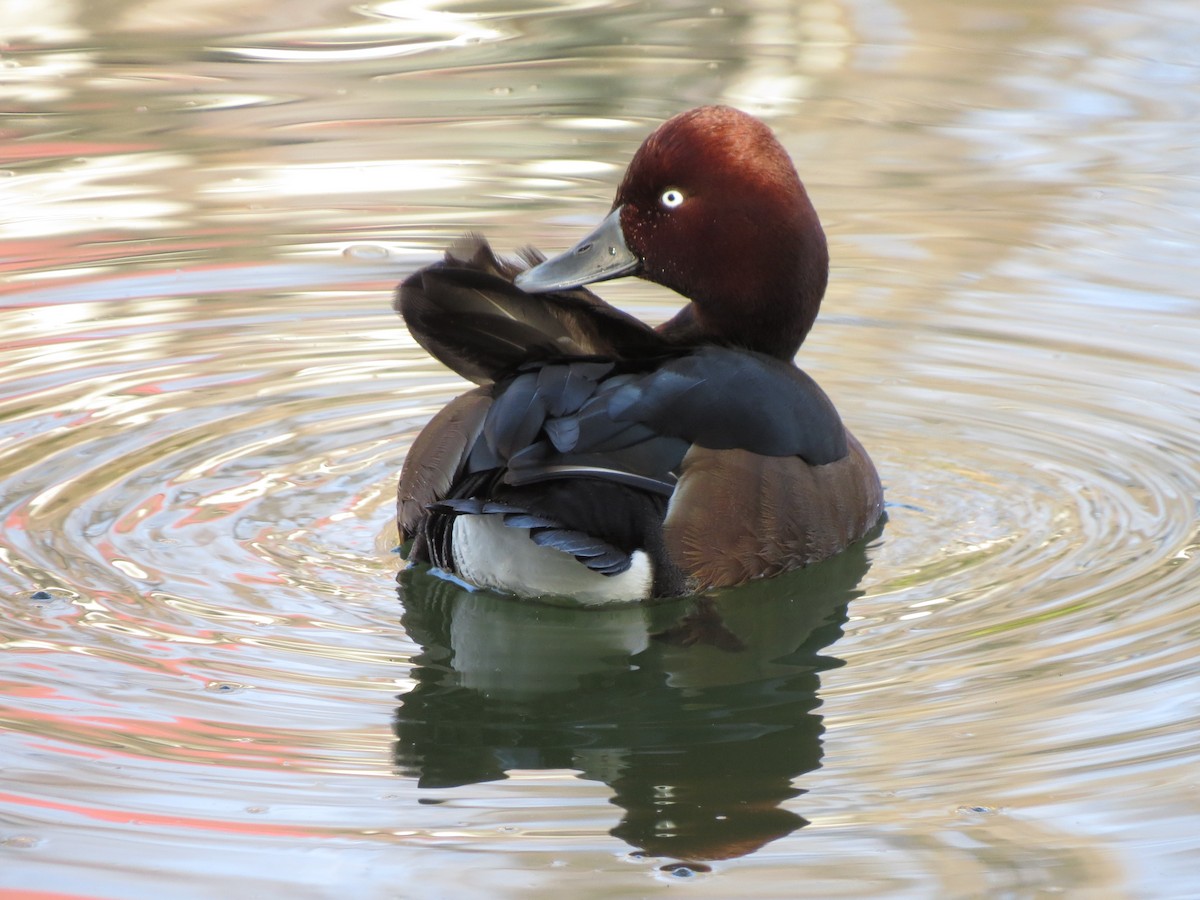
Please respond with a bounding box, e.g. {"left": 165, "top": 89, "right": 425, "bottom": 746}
{"left": 2, "top": 0, "right": 1199, "bottom": 897}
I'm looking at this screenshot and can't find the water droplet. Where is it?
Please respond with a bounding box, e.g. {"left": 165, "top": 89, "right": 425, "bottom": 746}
{"left": 490, "top": 86, "right": 512, "bottom": 96}
{"left": 661, "top": 862, "right": 709, "bottom": 876}
{"left": 1, "top": 834, "right": 41, "bottom": 849}
{"left": 206, "top": 681, "right": 248, "bottom": 694}
{"left": 956, "top": 804, "right": 997, "bottom": 816}
{"left": 343, "top": 244, "right": 390, "bottom": 260}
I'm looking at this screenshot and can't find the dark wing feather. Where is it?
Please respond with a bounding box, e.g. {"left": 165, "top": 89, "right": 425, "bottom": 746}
{"left": 397, "top": 390, "right": 498, "bottom": 571}
{"left": 397, "top": 387, "right": 493, "bottom": 544}
{"left": 604, "top": 346, "right": 849, "bottom": 464}
{"left": 395, "top": 236, "right": 668, "bottom": 385}
{"left": 471, "top": 361, "right": 687, "bottom": 494}
{"left": 483, "top": 372, "right": 547, "bottom": 459}
{"left": 397, "top": 266, "right": 578, "bottom": 385}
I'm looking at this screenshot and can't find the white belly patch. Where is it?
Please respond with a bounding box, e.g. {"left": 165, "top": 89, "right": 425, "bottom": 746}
{"left": 451, "top": 514, "right": 653, "bottom": 605}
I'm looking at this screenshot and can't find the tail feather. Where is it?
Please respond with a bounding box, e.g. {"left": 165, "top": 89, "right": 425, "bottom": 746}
{"left": 426, "top": 496, "right": 633, "bottom": 576}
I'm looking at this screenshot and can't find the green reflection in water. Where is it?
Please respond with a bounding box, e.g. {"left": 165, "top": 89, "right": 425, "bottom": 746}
{"left": 394, "top": 531, "right": 877, "bottom": 862}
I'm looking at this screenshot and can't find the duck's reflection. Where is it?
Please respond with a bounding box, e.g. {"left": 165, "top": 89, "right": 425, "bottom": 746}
{"left": 393, "top": 539, "right": 873, "bottom": 862}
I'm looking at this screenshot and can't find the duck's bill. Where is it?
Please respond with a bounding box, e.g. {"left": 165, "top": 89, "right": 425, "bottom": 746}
{"left": 515, "top": 206, "right": 640, "bottom": 293}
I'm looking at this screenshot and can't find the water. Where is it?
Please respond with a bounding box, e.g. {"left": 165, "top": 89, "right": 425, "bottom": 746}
{"left": 2, "top": 0, "right": 1198, "bottom": 896}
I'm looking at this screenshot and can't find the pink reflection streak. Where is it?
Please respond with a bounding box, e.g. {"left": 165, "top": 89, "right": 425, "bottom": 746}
{"left": 112, "top": 493, "right": 166, "bottom": 535}
{"left": 0, "top": 141, "right": 157, "bottom": 162}
{"left": 0, "top": 790, "right": 328, "bottom": 839}
{"left": 0, "top": 891, "right": 121, "bottom": 900}
{"left": 5, "top": 706, "right": 317, "bottom": 769}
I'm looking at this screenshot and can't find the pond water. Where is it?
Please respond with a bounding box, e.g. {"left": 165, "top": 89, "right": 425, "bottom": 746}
{"left": 2, "top": 0, "right": 1199, "bottom": 897}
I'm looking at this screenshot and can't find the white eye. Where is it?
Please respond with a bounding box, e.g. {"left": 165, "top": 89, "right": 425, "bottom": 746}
{"left": 659, "top": 188, "right": 685, "bottom": 209}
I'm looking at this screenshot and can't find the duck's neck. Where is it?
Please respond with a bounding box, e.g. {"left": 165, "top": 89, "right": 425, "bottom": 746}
{"left": 656, "top": 231, "right": 828, "bottom": 362}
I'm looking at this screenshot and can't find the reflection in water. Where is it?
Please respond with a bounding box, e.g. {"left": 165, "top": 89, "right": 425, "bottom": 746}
{"left": 394, "top": 535, "right": 876, "bottom": 862}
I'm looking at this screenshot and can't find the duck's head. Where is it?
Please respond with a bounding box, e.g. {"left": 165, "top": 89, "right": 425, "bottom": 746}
{"left": 516, "top": 105, "right": 829, "bottom": 360}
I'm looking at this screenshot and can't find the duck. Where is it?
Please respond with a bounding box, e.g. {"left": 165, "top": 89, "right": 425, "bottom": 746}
{"left": 394, "top": 105, "right": 883, "bottom": 604}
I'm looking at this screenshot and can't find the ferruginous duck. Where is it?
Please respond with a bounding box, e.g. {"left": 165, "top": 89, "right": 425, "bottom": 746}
{"left": 395, "top": 105, "right": 883, "bottom": 603}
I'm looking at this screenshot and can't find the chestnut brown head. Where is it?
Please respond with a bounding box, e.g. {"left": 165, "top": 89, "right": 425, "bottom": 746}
{"left": 518, "top": 106, "right": 829, "bottom": 360}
